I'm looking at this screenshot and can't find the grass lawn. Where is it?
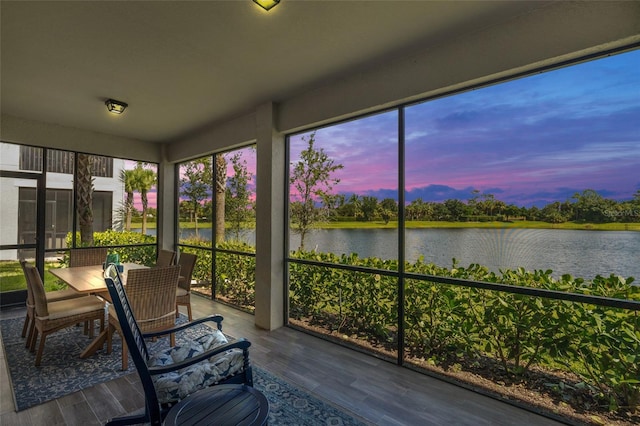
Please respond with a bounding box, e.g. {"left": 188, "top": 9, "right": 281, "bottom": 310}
{"left": 0, "top": 261, "right": 68, "bottom": 293}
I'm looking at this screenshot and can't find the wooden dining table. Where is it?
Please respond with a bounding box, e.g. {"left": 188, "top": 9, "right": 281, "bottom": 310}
{"left": 49, "top": 262, "right": 149, "bottom": 358}
{"left": 49, "top": 263, "right": 148, "bottom": 294}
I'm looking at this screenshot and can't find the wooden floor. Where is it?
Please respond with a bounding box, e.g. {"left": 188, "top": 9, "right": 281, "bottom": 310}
{"left": 0, "top": 295, "right": 566, "bottom": 426}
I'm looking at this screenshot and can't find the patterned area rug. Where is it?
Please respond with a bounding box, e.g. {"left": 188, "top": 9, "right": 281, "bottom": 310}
{"left": 1, "top": 316, "right": 369, "bottom": 425}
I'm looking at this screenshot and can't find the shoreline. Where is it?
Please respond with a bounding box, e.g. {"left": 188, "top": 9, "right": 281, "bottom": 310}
{"left": 133, "top": 220, "right": 640, "bottom": 232}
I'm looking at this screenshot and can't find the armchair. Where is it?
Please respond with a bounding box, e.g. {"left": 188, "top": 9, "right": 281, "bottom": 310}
{"left": 103, "top": 264, "right": 253, "bottom": 426}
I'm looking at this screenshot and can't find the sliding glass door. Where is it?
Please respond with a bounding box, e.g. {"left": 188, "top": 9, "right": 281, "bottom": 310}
{"left": 0, "top": 168, "right": 44, "bottom": 307}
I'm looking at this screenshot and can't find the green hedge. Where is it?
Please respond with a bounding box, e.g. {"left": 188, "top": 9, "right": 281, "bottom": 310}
{"left": 179, "top": 239, "right": 256, "bottom": 312}
{"left": 63, "top": 230, "right": 156, "bottom": 266}
{"left": 288, "top": 251, "right": 640, "bottom": 413}
{"left": 70, "top": 234, "right": 636, "bottom": 413}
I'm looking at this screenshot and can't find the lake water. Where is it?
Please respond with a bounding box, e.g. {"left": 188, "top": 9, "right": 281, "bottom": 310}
{"left": 178, "top": 227, "right": 639, "bottom": 280}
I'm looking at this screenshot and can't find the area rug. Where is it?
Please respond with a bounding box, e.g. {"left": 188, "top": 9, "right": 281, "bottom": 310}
{"left": 1, "top": 316, "right": 369, "bottom": 425}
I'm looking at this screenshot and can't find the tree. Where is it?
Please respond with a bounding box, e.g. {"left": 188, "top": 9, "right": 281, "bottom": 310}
{"left": 360, "top": 196, "right": 379, "bottom": 221}
{"left": 319, "top": 192, "right": 343, "bottom": 222}
{"left": 443, "top": 198, "right": 467, "bottom": 221}
{"left": 76, "top": 153, "right": 94, "bottom": 246}
{"left": 406, "top": 198, "right": 428, "bottom": 221}
{"left": 120, "top": 169, "right": 136, "bottom": 231}
{"left": 572, "top": 189, "right": 614, "bottom": 223}
{"left": 135, "top": 163, "right": 156, "bottom": 235}
{"left": 378, "top": 198, "right": 397, "bottom": 224}
{"left": 290, "top": 132, "right": 343, "bottom": 250}
{"left": 503, "top": 204, "right": 520, "bottom": 221}
{"left": 215, "top": 154, "right": 226, "bottom": 244}
{"left": 225, "top": 152, "right": 253, "bottom": 240}
{"left": 179, "top": 200, "right": 195, "bottom": 222}
{"left": 180, "top": 157, "right": 213, "bottom": 237}
{"left": 339, "top": 194, "right": 362, "bottom": 220}
{"left": 480, "top": 192, "right": 496, "bottom": 217}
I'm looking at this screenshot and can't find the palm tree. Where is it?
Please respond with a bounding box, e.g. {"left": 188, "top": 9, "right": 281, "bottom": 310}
{"left": 135, "top": 164, "right": 156, "bottom": 235}
{"left": 120, "top": 169, "right": 136, "bottom": 231}
{"left": 215, "top": 154, "right": 227, "bottom": 244}
{"left": 76, "top": 153, "right": 94, "bottom": 245}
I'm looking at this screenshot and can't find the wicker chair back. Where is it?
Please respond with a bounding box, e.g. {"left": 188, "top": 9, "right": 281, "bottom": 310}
{"left": 69, "top": 247, "right": 108, "bottom": 267}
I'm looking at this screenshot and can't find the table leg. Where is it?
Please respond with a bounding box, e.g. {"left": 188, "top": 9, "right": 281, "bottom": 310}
{"left": 80, "top": 328, "right": 108, "bottom": 358}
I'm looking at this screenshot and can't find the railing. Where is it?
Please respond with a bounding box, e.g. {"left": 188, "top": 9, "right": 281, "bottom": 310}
{"left": 178, "top": 241, "right": 256, "bottom": 313}
{"left": 286, "top": 253, "right": 640, "bottom": 422}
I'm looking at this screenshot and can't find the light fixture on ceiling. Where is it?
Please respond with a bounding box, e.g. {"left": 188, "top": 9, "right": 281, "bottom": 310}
{"left": 253, "top": 0, "right": 279, "bottom": 12}
{"left": 105, "top": 99, "right": 128, "bottom": 114}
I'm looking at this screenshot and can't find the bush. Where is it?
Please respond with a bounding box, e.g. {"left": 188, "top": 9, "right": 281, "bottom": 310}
{"left": 288, "top": 250, "right": 640, "bottom": 414}
{"left": 63, "top": 230, "right": 156, "bottom": 266}
{"left": 562, "top": 275, "right": 640, "bottom": 412}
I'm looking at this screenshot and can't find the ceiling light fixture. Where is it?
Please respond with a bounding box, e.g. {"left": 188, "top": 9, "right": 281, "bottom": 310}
{"left": 253, "top": 0, "right": 279, "bottom": 11}
{"left": 105, "top": 99, "right": 128, "bottom": 114}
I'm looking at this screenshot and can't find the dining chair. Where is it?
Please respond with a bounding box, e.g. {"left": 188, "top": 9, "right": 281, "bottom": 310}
{"left": 23, "top": 264, "right": 106, "bottom": 366}
{"left": 19, "top": 260, "right": 85, "bottom": 346}
{"left": 69, "top": 247, "right": 109, "bottom": 267}
{"left": 103, "top": 264, "right": 253, "bottom": 425}
{"left": 155, "top": 249, "right": 176, "bottom": 267}
{"left": 69, "top": 246, "right": 111, "bottom": 329}
{"left": 106, "top": 264, "right": 181, "bottom": 370}
{"left": 175, "top": 252, "right": 197, "bottom": 321}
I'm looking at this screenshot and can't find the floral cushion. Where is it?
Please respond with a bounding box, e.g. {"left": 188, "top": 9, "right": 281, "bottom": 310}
{"left": 148, "top": 329, "right": 245, "bottom": 404}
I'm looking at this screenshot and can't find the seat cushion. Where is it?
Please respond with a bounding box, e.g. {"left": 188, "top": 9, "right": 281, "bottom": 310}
{"left": 149, "top": 329, "right": 245, "bottom": 404}
{"left": 46, "top": 288, "right": 84, "bottom": 302}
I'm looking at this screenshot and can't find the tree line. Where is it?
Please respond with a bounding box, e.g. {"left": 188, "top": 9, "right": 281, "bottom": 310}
{"left": 288, "top": 132, "right": 640, "bottom": 250}
{"left": 320, "top": 188, "right": 640, "bottom": 225}
{"left": 178, "top": 132, "right": 640, "bottom": 252}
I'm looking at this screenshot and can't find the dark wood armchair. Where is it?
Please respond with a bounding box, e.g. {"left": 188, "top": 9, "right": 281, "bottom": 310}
{"left": 103, "top": 264, "right": 253, "bottom": 426}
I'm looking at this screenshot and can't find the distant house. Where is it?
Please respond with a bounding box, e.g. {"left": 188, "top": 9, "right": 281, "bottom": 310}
{"left": 0, "top": 143, "right": 125, "bottom": 260}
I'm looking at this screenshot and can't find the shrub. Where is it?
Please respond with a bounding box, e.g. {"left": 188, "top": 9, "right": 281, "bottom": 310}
{"left": 562, "top": 275, "right": 640, "bottom": 412}
{"left": 63, "top": 230, "right": 156, "bottom": 266}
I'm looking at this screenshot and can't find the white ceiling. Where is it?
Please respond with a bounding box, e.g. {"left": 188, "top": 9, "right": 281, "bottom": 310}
{"left": 2, "top": 1, "right": 558, "bottom": 143}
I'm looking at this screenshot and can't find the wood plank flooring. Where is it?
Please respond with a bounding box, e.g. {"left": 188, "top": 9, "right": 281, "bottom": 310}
{"left": 0, "top": 295, "right": 566, "bottom": 425}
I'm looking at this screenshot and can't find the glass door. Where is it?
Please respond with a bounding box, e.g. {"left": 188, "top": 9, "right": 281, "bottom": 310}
{"left": 0, "top": 169, "right": 45, "bottom": 308}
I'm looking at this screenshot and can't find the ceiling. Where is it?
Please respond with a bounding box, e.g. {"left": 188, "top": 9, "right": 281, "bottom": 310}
{"left": 1, "top": 1, "right": 554, "bottom": 143}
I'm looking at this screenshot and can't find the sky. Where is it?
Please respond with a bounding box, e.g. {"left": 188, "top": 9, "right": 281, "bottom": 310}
{"left": 132, "top": 49, "right": 639, "bottom": 211}
{"left": 289, "top": 49, "right": 640, "bottom": 207}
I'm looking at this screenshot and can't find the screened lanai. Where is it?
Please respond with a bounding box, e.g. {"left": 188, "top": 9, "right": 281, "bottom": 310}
{"left": 1, "top": 1, "right": 639, "bottom": 425}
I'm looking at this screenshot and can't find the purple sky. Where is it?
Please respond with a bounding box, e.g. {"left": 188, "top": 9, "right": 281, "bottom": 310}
{"left": 132, "top": 50, "right": 640, "bottom": 211}
{"left": 290, "top": 49, "right": 640, "bottom": 207}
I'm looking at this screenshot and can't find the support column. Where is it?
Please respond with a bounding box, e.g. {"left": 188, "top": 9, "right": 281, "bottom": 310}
{"left": 254, "top": 102, "right": 285, "bottom": 330}
{"left": 157, "top": 146, "right": 176, "bottom": 251}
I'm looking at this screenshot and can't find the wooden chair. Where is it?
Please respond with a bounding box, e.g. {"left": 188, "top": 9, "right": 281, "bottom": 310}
{"left": 103, "top": 264, "right": 253, "bottom": 426}
{"left": 156, "top": 249, "right": 176, "bottom": 267}
{"left": 19, "top": 260, "right": 84, "bottom": 347}
{"left": 23, "top": 264, "right": 106, "bottom": 366}
{"left": 106, "top": 265, "right": 181, "bottom": 370}
{"left": 69, "top": 247, "right": 108, "bottom": 267}
{"left": 175, "top": 252, "right": 197, "bottom": 321}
